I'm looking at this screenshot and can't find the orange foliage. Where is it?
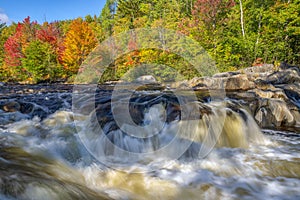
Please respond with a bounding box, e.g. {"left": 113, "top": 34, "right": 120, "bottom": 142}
{"left": 61, "top": 18, "right": 98, "bottom": 74}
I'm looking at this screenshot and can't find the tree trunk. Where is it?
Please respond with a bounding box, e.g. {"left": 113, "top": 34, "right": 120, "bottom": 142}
{"left": 254, "top": 11, "right": 262, "bottom": 59}
{"left": 239, "top": 0, "right": 245, "bottom": 38}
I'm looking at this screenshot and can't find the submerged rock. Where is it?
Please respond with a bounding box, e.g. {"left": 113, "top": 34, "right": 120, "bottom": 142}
{"left": 2, "top": 101, "right": 21, "bottom": 112}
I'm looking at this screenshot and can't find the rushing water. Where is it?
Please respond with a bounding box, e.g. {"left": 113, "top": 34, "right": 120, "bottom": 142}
{"left": 0, "top": 86, "right": 300, "bottom": 200}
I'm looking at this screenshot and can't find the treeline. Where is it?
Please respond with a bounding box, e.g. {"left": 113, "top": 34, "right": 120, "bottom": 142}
{"left": 0, "top": 0, "right": 299, "bottom": 83}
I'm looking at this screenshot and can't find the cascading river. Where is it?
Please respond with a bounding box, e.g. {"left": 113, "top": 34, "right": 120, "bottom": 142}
{"left": 0, "top": 88, "right": 300, "bottom": 200}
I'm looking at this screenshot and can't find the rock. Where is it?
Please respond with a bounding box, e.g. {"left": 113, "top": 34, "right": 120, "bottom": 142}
{"left": 135, "top": 83, "right": 165, "bottom": 91}
{"left": 254, "top": 99, "right": 295, "bottom": 128}
{"left": 279, "top": 83, "right": 300, "bottom": 109}
{"left": 254, "top": 79, "right": 276, "bottom": 90}
{"left": 279, "top": 61, "right": 298, "bottom": 70}
{"left": 170, "top": 80, "right": 191, "bottom": 90}
{"left": 189, "top": 77, "right": 208, "bottom": 88}
{"left": 2, "top": 101, "right": 21, "bottom": 112}
{"left": 265, "top": 67, "right": 300, "bottom": 85}
{"left": 19, "top": 102, "right": 35, "bottom": 114}
{"left": 213, "top": 71, "right": 240, "bottom": 78}
{"left": 189, "top": 74, "right": 255, "bottom": 91}
{"left": 240, "top": 64, "right": 275, "bottom": 74}
{"left": 135, "top": 75, "right": 157, "bottom": 83}
{"left": 225, "top": 74, "right": 255, "bottom": 91}
{"left": 250, "top": 88, "right": 287, "bottom": 100}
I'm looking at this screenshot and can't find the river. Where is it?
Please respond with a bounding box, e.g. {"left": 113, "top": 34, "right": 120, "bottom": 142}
{"left": 0, "top": 84, "right": 300, "bottom": 200}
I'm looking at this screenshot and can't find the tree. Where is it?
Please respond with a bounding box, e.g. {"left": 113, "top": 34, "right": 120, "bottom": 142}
{"left": 238, "top": 0, "right": 245, "bottom": 38}
{"left": 36, "top": 22, "right": 64, "bottom": 64}
{"left": 0, "top": 22, "right": 7, "bottom": 68}
{"left": 3, "top": 17, "right": 40, "bottom": 80}
{"left": 61, "top": 18, "right": 98, "bottom": 74}
{"left": 99, "top": 0, "right": 117, "bottom": 40}
{"left": 0, "top": 22, "right": 6, "bottom": 34}
{"left": 21, "top": 40, "right": 57, "bottom": 82}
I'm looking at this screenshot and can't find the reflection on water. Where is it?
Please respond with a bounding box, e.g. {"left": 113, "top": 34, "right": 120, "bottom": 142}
{"left": 0, "top": 91, "right": 300, "bottom": 200}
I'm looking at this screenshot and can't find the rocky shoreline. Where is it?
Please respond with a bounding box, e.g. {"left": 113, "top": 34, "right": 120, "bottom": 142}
{"left": 0, "top": 62, "right": 299, "bottom": 133}
{"left": 172, "top": 63, "right": 300, "bottom": 132}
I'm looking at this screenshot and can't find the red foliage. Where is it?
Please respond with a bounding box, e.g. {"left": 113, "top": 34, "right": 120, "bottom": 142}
{"left": 36, "top": 22, "right": 64, "bottom": 64}
{"left": 4, "top": 35, "right": 23, "bottom": 67}
{"left": 4, "top": 16, "right": 39, "bottom": 67}
{"left": 36, "top": 23, "right": 60, "bottom": 45}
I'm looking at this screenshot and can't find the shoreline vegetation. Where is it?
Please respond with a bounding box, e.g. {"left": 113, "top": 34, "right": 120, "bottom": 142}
{"left": 0, "top": 0, "right": 299, "bottom": 84}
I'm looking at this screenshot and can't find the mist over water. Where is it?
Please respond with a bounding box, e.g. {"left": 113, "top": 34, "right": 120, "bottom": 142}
{"left": 1, "top": 88, "right": 300, "bottom": 200}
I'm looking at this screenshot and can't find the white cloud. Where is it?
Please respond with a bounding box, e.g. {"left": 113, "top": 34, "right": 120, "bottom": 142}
{"left": 0, "top": 11, "right": 10, "bottom": 24}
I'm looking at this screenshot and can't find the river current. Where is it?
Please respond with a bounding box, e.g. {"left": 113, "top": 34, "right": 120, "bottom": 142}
{"left": 0, "top": 85, "right": 300, "bottom": 200}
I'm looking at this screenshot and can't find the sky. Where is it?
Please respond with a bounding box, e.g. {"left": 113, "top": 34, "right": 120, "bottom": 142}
{"left": 0, "top": 0, "right": 106, "bottom": 24}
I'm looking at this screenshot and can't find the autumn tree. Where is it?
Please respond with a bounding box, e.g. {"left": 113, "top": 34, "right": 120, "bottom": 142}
{"left": 36, "top": 22, "right": 64, "bottom": 64}
{"left": 3, "top": 17, "right": 40, "bottom": 80}
{"left": 61, "top": 18, "right": 98, "bottom": 75}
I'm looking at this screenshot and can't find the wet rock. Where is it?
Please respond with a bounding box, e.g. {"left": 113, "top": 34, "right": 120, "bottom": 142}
{"left": 135, "top": 83, "right": 165, "bottom": 91}
{"left": 19, "top": 102, "right": 35, "bottom": 114}
{"left": 279, "top": 83, "right": 300, "bottom": 107}
{"left": 265, "top": 67, "right": 300, "bottom": 85}
{"left": 279, "top": 61, "right": 298, "bottom": 70}
{"left": 254, "top": 99, "right": 296, "bottom": 128}
{"left": 250, "top": 88, "right": 287, "bottom": 100}
{"left": 254, "top": 79, "right": 276, "bottom": 90}
{"left": 2, "top": 101, "right": 21, "bottom": 112}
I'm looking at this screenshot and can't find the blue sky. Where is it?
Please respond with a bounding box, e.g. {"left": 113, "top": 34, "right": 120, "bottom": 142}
{"left": 0, "top": 0, "right": 106, "bottom": 24}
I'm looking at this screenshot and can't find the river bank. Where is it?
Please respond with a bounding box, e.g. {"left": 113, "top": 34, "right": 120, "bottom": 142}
{"left": 1, "top": 63, "right": 299, "bottom": 133}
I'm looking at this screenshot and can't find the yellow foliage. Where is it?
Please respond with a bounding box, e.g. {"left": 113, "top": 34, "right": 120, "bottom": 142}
{"left": 61, "top": 18, "right": 98, "bottom": 74}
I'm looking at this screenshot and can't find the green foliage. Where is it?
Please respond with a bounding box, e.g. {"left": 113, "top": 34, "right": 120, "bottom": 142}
{"left": 21, "top": 40, "right": 60, "bottom": 83}
{"left": 99, "top": 0, "right": 117, "bottom": 40}
{"left": 0, "top": 0, "right": 299, "bottom": 83}
{"left": 0, "top": 22, "right": 7, "bottom": 68}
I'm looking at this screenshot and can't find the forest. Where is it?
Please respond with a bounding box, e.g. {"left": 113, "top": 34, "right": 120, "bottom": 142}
{"left": 0, "top": 0, "right": 299, "bottom": 83}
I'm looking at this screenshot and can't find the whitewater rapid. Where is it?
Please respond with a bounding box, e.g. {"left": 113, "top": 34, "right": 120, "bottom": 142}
{"left": 0, "top": 89, "right": 300, "bottom": 200}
